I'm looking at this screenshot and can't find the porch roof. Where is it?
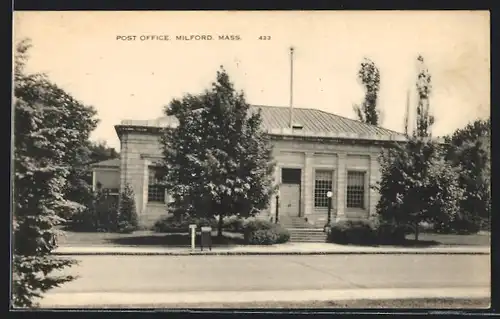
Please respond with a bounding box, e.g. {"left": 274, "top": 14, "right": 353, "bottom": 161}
{"left": 90, "top": 158, "right": 120, "bottom": 168}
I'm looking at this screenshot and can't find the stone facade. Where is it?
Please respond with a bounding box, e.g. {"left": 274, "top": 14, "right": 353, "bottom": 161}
{"left": 269, "top": 138, "right": 382, "bottom": 226}
{"left": 116, "top": 128, "right": 387, "bottom": 228}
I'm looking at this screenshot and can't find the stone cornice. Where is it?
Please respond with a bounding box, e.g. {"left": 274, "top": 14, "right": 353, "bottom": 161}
{"left": 115, "top": 124, "right": 408, "bottom": 146}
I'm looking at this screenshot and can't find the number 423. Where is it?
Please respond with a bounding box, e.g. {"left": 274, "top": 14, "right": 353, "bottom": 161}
{"left": 258, "top": 36, "right": 271, "bottom": 40}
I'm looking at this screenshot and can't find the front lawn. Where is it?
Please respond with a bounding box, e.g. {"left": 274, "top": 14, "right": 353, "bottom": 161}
{"left": 402, "top": 232, "right": 490, "bottom": 247}
{"left": 57, "top": 228, "right": 244, "bottom": 247}
{"left": 57, "top": 227, "right": 490, "bottom": 248}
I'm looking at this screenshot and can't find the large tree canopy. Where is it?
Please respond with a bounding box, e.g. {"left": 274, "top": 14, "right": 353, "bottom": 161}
{"left": 444, "top": 118, "right": 491, "bottom": 231}
{"left": 158, "top": 66, "right": 276, "bottom": 237}
{"left": 13, "top": 39, "right": 98, "bottom": 307}
{"left": 374, "top": 55, "right": 463, "bottom": 240}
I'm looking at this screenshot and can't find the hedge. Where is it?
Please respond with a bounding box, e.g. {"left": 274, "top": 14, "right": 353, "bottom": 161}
{"left": 327, "top": 219, "right": 408, "bottom": 246}
{"left": 222, "top": 215, "right": 245, "bottom": 233}
{"left": 242, "top": 218, "right": 290, "bottom": 245}
{"left": 153, "top": 215, "right": 218, "bottom": 233}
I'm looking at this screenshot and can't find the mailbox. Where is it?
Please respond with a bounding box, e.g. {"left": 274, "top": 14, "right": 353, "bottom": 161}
{"left": 200, "top": 226, "right": 212, "bottom": 251}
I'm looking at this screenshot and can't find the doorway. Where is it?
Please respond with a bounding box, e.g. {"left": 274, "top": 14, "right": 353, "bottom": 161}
{"left": 280, "top": 168, "right": 302, "bottom": 217}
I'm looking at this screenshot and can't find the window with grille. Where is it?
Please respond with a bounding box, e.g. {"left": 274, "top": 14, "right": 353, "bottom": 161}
{"left": 346, "top": 171, "right": 366, "bottom": 209}
{"left": 148, "top": 167, "right": 166, "bottom": 203}
{"left": 314, "top": 170, "right": 334, "bottom": 208}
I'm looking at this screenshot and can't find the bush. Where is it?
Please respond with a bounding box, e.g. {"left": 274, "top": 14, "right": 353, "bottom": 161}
{"left": 117, "top": 184, "right": 139, "bottom": 233}
{"left": 327, "top": 220, "right": 377, "bottom": 245}
{"left": 327, "top": 219, "right": 407, "bottom": 246}
{"left": 153, "top": 214, "right": 218, "bottom": 233}
{"left": 222, "top": 215, "right": 245, "bottom": 233}
{"left": 70, "top": 190, "right": 120, "bottom": 232}
{"left": 242, "top": 218, "right": 290, "bottom": 245}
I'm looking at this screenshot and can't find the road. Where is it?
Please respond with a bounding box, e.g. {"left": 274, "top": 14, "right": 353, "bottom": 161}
{"left": 48, "top": 254, "right": 490, "bottom": 293}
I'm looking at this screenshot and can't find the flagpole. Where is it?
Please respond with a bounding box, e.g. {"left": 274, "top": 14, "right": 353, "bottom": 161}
{"left": 404, "top": 88, "right": 410, "bottom": 136}
{"left": 289, "top": 46, "right": 294, "bottom": 128}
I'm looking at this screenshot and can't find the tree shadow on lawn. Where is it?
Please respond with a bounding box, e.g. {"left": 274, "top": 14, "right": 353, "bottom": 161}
{"left": 337, "top": 239, "right": 440, "bottom": 248}
{"left": 379, "top": 239, "right": 441, "bottom": 248}
{"left": 346, "top": 232, "right": 490, "bottom": 248}
{"left": 106, "top": 232, "right": 246, "bottom": 247}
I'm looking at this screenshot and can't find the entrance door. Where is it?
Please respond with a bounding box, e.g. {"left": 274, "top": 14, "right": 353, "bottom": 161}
{"left": 280, "top": 168, "right": 302, "bottom": 217}
{"left": 280, "top": 184, "right": 301, "bottom": 217}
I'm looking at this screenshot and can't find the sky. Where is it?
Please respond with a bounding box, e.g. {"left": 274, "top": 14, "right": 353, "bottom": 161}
{"left": 13, "top": 11, "right": 490, "bottom": 151}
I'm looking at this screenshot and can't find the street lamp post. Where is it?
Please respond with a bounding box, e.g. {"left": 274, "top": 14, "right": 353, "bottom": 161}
{"left": 275, "top": 189, "right": 280, "bottom": 224}
{"left": 324, "top": 191, "right": 333, "bottom": 233}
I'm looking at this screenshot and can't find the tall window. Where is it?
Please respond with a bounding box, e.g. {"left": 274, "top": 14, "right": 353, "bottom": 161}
{"left": 148, "top": 167, "right": 165, "bottom": 203}
{"left": 346, "top": 171, "right": 366, "bottom": 209}
{"left": 314, "top": 170, "right": 334, "bottom": 208}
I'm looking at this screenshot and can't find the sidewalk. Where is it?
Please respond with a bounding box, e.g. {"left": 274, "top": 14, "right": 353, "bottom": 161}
{"left": 39, "top": 287, "right": 490, "bottom": 308}
{"left": 53, "top": 242, "right": 491, "bottom": 256}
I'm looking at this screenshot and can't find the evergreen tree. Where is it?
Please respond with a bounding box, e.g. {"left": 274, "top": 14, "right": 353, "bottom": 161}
{"left": 13, "top": 39, "right": 98, "bottom": 307}
{"left": 158, "top": 66, "right": 276, "bottom": 237}
{"left": 353, "top": 58, "right": 381, "bottom": 125}
{"left": 118, "top": 184, "right": 139, "bottom": 233}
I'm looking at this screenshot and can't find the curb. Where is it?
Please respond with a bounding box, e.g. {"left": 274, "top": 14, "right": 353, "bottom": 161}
{"left": 52, "top": 250, "right": 490, "bottom": 256}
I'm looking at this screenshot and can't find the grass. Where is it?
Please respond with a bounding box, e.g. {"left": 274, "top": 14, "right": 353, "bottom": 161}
{"left": 57, "top": 225, "right": 490, "bottom": 248}
{"left": 403, "top": 232, "right": 490, "bottom": 247}
{"left": 57, "top": 227, "right": 245, "bottom": 247}
{"left": 52, "top": 298, "right": 490, "bottom": 309}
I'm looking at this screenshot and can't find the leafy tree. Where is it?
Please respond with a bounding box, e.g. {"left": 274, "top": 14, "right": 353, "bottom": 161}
{"left": 12, "top": 39, "right": 98, "bottom": 307}
{"left": 375, "top": 139, "right": 464, "bottom": 240}
{"left": 353, "top": 58, "right": 381, "bottom": 125}
{"left": 64, "top": 140, "right": 119, "bottom": 217}
{"left": 158, "top": 66, "right": 276, "bottom": 237}
{"left": 414, "top": 55, "right": 434, "bottom": 138}
{"left": 374, "top": 55, "right": 463, "bottom": 240}
{"left": 443, "top": 118, "right": 491, "bottom": 232}
{"left": 88, "top": 140, "right": 119, "bottom": 163}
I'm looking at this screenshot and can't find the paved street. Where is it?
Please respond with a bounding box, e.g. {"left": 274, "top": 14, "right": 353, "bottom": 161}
{"left": 48, "top": 254, "right": 490, "bottom": 293}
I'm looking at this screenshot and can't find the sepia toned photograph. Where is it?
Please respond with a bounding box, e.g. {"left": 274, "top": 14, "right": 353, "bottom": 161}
{"left": 11, "top": 11, "right": 490, "bottom": 310}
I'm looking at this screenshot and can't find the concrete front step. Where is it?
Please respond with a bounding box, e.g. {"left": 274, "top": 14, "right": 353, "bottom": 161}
{"left": 289, "top": 238, "right": 327, "bottom": 243}
{"left": 288, "top": 228, "right": 328, "bottom": 243}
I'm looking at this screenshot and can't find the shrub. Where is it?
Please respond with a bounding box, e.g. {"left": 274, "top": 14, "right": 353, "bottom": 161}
{"left": 246, "top": 229, "right": 278, "bottom": 245}
{"left": 273, "top": 225, "right": 291, "bottom": 244}
{"left": 242, "top": 218, "right": 290, "bottom": 245}
{"left": 327, "top": 220, "right": 377, "bottom": 246}
{"left": 117, "top": 184, "right": 139, "bottom": 233}
{"left": 222, "top": 215, "right": 245, "bottom": 233}
{"left": 70, "top": 190, "right": 120, "bottom": 232}
{"left": 327, "top": 219, "right": 409, "bottom": 246}
{"left": 153, "top": 214, "right": 218, "bottom": 233}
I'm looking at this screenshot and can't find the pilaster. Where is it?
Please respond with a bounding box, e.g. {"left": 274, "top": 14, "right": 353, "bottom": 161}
{"left": 303, "top": 152, "right": 314, "bottom": 216}
{"left": 336, "top": 152, "right": 347, "bottom": 221}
